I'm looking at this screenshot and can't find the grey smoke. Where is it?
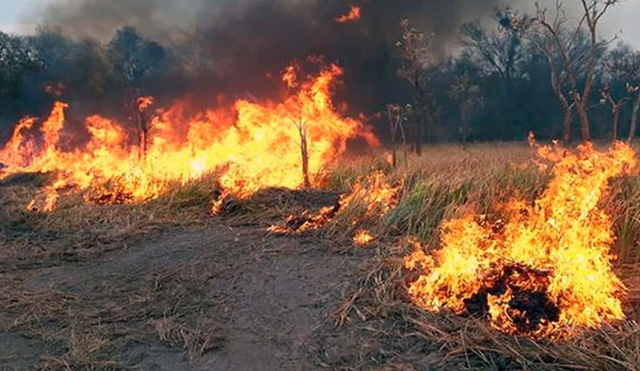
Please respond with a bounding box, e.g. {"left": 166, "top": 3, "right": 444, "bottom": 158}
{"left": 31, "top": 0, "right": 535, "bottom": 115}
{"left": 38, "top": 0, "right": 509, "bottom": 53}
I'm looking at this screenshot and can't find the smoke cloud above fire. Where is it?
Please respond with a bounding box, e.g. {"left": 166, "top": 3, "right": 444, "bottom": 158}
{"left": 40, "top": 0, "right": 507, "bottom": 52}
{"left": 35, "top": 0, "right": 518, "bottom": 110}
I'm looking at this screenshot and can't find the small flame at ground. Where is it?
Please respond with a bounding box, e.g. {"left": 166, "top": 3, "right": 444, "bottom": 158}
{"left": 269, "top": 171, "right": 400, "bottom": 239}
{"left": 0, "top": 60, "right": 378, "bottom": 211}
{"left": 405, "top": 141, "right": 636, "bottom": 339}
{"left": 353, "top": 230, "right": 374, "bottom": 246}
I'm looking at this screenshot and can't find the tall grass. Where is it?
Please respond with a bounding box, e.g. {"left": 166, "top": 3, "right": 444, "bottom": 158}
{"left": 321, "top": 142, "right": 640, "bottom": 370}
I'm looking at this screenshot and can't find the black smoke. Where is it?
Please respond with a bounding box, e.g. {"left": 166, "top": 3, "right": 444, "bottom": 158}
{"left": 34, "top": 0, "right": 510, "bottom": 113}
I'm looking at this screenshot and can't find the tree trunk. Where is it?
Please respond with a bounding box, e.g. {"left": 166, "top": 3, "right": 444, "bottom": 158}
{"left": 390, "top": 123, "right": 397, "bottom": 168}
{"left": 414, "top": 85, "right": 425, "bottom": 156}
{"left": 628, "top": 94, "right": 640, "bottom": 143}
{"left": 298, "top": 124, "right": 311, "bottom": 188}
{"left": 575, "top": 102, "right": 591, "bottom": 142}
{"left": 461, "top": 103, "right": 469, "bottom": 150}
{"left": 137, "top": 109, "right": 149, "bottom": 162}
{"left": 562, "top": 107, "right": 572, "bottom": 144}
{"left": 612, "top": 105, "right": 620, "bottom": 142}
{"left": 414, "top": 118, "right": 423, "bottom": 156}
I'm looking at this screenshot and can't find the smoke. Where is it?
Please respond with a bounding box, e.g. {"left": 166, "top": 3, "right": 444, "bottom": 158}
{"left": 36, "top": 0, "right": 514, "bottom": 105}
{"left": 40, "top": 0, "right": 506, "bottom": 53}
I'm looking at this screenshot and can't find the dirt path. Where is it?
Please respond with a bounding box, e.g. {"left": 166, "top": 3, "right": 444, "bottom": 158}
{"left": 1, "top": 222, "right": 368, "bottom": 370}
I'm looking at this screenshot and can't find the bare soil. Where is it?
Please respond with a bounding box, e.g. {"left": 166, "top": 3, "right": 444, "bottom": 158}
{"left": 0, "top": 220, "right": 373, "bottom": 370}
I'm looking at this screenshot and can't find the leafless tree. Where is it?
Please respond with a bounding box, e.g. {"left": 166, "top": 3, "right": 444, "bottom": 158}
{"left": 538, "top": 0, "right": 618, "bottom": 141}
{"left": 386, "top": 104, "right": 409, "bottom": 167}
{"left": 508, "top": 0, "right": 619, "bottom": 142}
{"left": 599, "top": 85, "right": 628, "bottom": 141}
{"left": 293, "top": 118, "right": 311, "bottom": 188}
{"left": 135, "top": 96, "right": 157, "bottom": 162}
{"left": 396, "top": 19, "right": 434, "bottom": 155}
{"left": 448, "top": 72, "right": 483, "bottom": 149}
{"left": 620, "top": 53, "right": 640, "bottom": 142}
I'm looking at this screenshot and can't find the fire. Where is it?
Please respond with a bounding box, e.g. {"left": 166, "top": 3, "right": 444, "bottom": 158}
{"left": 335, "top": 5, "right": 361, "bottom": 23}
{"left": 353, "top": 229, "right": 374, "bottom": 246}
{"left": 405, "top": 141, "right": 636, "bottom": 339}
{"left": 0, "top": 60, "right": 377, "bottom": 211}
{"left": 269, "top": 171, "right": 400, "bottom": 236}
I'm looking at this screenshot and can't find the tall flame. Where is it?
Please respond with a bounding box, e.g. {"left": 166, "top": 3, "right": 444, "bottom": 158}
{"left": 0, "top": 61, "right": 378, "bottom": 210}
{"left": 405, "top": 141, "right": 636, "bottom": 338}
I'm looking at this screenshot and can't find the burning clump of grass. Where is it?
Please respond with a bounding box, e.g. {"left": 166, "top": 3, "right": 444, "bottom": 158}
{"left": 404, "top": 140, "right": 637, "bottom": 339}
{"left": 268, "top": 171, "right": 401, "bottom": 243}
{"left": 0, "top": 59, "right": 377, "bottom": 212}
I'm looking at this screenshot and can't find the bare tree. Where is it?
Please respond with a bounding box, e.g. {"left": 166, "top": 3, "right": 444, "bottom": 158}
{"left": 396, "top": 19, "right": 434, "bottom": 155}
{"left": 599, "top": 85, "right": 628, "bottom": 141}
{"left": 537, "top": 0, "right": 618, "bottom": 141}
{"left": 630, "top": 83, "right": 640, "bottom": 142}
{"left": 386, "top": 104, "right": 409, "bottom": 168}
{"left": 448, "top": 72, "right": 482, "bottom": 149}
{"left": 508, "top": 0, "right": 618, "bottom": 142}
{"left": 293, "top": 118, "right": 311, "bottom": 189}
{"left": 620, "top": 52, "right": 640, "bottom": 142}
{"left": 135, "top": 96, "right": 157, "bottom": 162}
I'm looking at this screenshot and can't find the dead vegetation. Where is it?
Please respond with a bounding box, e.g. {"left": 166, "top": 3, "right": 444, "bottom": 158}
{"left": 2, "top": 142, "right": 640, "bottom": 370}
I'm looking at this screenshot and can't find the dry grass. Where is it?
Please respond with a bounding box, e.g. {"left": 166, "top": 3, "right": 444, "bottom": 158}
{"left": 3, "top": 141, "right": 640, "bottom": 370}
{"left": 318, "top": 142, "right": 640, "bottom": 370}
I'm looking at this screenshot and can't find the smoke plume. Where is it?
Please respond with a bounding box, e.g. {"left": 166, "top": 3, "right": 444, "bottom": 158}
{"left": 32, "top": 0, "right": 518, "bottom": 117}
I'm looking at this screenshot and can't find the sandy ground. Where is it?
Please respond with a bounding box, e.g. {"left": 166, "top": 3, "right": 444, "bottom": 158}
{"left": 1, "top": 221, "right": 372, "bottom": 370}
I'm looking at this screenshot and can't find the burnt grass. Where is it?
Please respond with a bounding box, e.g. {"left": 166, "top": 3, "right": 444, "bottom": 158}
{"left": 463, "top": 264, "right": 561, "bottom": 334}
{"left": 1, "top": 174, "right": 640, "bottom": 370}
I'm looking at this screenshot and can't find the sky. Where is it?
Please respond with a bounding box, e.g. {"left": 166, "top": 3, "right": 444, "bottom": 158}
{"left": 0, "top": 0, "right": 639, "bottom": 46}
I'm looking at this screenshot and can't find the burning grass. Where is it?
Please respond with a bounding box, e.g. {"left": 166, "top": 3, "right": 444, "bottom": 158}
{"left": 2, "top": 141, "right": 640, "bottom": 369}
{"left": 315, "top": 142, "right": 640, "bottom": 370}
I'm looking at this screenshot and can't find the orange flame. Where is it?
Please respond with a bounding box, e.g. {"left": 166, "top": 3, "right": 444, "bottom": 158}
{"left": 137, "top": 96, "right": 154, "bottom": 112}
{"left": 0, "top": 61, "right": 378, "bottom": 211}
{"left": 405, "top": 142, "right": 636, "bottom": 338}
{"left": 269, "top": 171, "right": 400, "bottom": 236}
{"left": 353, "top": 229, "right": 374, "bottom": 246}
{"left": 335, "top": 5, "right": 361, "bottom": 23}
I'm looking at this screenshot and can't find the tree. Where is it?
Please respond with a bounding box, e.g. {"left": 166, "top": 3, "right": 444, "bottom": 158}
{"left": 107, "top": 26, "right": 165, "bottom": 92}
{"left": 460, "top": 7, "right": 524, "bottom": 92}
{"left": 135, "top": 96, "right": 157, "bottom": 162}
{"left": 448, "top": 72, "right": 482, "bottom": 149}
{"left": 621, "top": 53, "right": 640, "bottom": 142}
{"left": 107, "top": 27, "right": 165, "bottom": 158}
{"left": 395, "top": 19, "right": 434, "bottom": 155}
{"left": 507, "top": 0, "right": 618, "bottom": 142}
{"left": 386, "top": 103, "right": 409, "bottom": 167}
{"left": 0, "top": 32, "right": 42, "bottom": 115}
{"left": 294, "top": 118, "right": 311, "bottom": 188}
{"left": 599, "top": 85, "right": 627, "bottom": 141}
{"left": 536, "top": 0, "right": 618, "bottom": 142}
{"left": 599, "top": 44, "right": 637, "bottom": 141}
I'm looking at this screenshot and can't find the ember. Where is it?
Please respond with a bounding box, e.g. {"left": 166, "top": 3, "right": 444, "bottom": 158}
{"left": 335, "top": 5, "right": 361, "bottom": 23}
{"left": 405, "top": 141, "right": 637, "bottom": 339}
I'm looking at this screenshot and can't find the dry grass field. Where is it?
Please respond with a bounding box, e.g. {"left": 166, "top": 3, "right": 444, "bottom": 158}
{"left": 1, "top": 141, "right": 639, "bottom": 370}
